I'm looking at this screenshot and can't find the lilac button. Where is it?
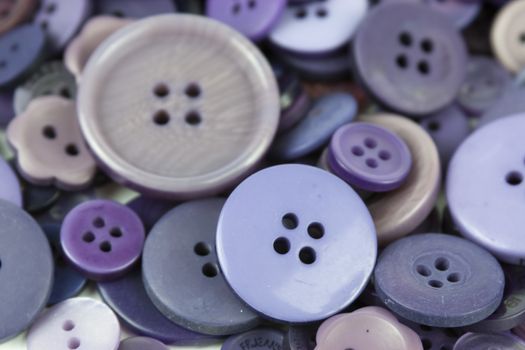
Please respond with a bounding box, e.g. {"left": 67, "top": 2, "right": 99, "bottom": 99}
{"left": 61, "top": 199, "right": 145, "bottom": 280}
{"left": 0, "top": 155, "right": 21, "bottom": 207}
{"left": 447, "top": 114, "right": 525, "bottom": 265}
{"left": 27, "top": 298, "right": 120, "bottom": 350}
{"left": 478, "top": 86, "right": 525, "bottom": 128}
{"left": 118, "top": 337, "right": 168, "bottom": 350}
{"left": 425, "top": 0, "right": 480, "bottom": 29}
{"left": 269, "top": 0, "right": 368, "bottom": 55}
{"left": 206, "top": 0, "right": 286, "bottom": 41}
{"left": 453, "top": 332, "right": 525, "bottom": 350}
{"left": 217, "top": 164, "right": 376, "bottom": 323}
{"left": 328, "top": 122, "right": 412, "bottom": 192}
{"left": 93, "top": 0, "right": 176, "bottom": 18}
{"left": 352, "top": 3, "right": 467, "bottom": 116}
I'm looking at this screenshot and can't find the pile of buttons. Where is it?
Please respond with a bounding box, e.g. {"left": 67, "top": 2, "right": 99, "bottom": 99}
{"left": 2, "top": 0, "right": 525, "bottom": 349}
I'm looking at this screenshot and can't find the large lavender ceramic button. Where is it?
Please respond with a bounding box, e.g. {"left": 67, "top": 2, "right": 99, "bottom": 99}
{"left": 217, "top": 164, "right": 376, "bottom": 323}
{"left": 447, "top": 114, "right": 525, "bottom": 265}
{"left": 78, "top": 15, "right": 279, "bottom": 199}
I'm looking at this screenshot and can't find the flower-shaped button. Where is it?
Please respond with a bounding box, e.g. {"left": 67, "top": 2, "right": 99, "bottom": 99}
{"left": 61, "top": 199, "right": 145, "bottom": 281}
{"left": 328, "top": 122, "right": 412, "bottom": 192}
{"left": 7, "top": 96, "right": 97, "bottom": 190}
{"left": 217, "top": 164, "right": 377, "bottom": 323}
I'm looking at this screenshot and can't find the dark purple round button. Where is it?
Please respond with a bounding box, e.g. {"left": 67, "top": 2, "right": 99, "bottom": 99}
{"left": 93, "top": 0, "right": 177, "bottom": 18}
{"left": 0, "top": 199, "right": 53, "bottom": 342}
{"left": 126, "top": 195, "right": 175, "bottom": 232}
{"left": 283, "top": 325, "right": 317, "bottom": 350}
{"left": 352, "top": 3, "right": 467, "bottom": 116}
{"left": 206, "top": 0, "right": 286, "bottom": 41}
{"left": 374, "top": 233, "right": 504, "bottom": 327}
{"left": 118, "top": 337, "right": 169, "bottom": 350}
{"left": 217, "top": 164, "right": 377, "bottom": 323}
{"left": 61, "top": 199, "right": 145, "bottom": 281}
{"left": 143, "top": 198, "right": 261, "bottom": 336}
{"left": 98, "top": 267, "right": 213, "bottom": 344}
{"left": 328, "top": 122, "right": 412, "bottom": 192}
{"left": 222, "top": 328, "right": 284, "bottom": 350}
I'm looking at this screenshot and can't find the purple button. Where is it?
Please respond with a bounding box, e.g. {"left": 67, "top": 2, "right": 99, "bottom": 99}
{"left": 61, "top": 199, "right": 145, "bottom": 280}
{"left": 217, "top": 164, "right": 376, "bottom": 323}
{"left": 222, "top": 328, "right": 284, "bottom": 350}
{"left": 206, "top": 0, "right": 286, "bottom": 41}
{"left": 0, "top": 199, "right": 53, "bottom": 342}
{"left": 118, "top": 337, "right": 168, "bottom": 350}
{"left": 0, "top": 155, "right": 21, "bottom": 207}
{"left": 453, "top": 332, "right": 525, "bottom": 350}
{"left": 352, "top": 3, "right": 467, "bottom": 116}
{"left": 328, "top": 122, "right": 412, "bottom": 192}
{"left": 126, "top": 195, "right": 175, "bottom": 231}
{"left": 425, "top": 0, "right": 480, "bottom": 29}
{"left": 27, "top": 298, "right": 120, "bottom": 350}
{"left": 447, "top": 114, "right": 525, "bottom": 265}
{"left": 93, "top": 0, "right": 176, "bottom": 18}
{"left": 269, "top": 0, "right": 368, "bottom": 55}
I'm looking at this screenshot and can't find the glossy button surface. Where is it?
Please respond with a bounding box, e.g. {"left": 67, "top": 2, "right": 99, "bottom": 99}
{"left": 328, "top": 122, "right": 412, "bottom": 192}
{"left": 269, "top": 0, "right": 368, "bottom": 55}
{"left": 61, "top": 199, "right": 145, "bottom": 280}
{"left": 27, "top": 298, "right": 120, "bottom": 350}
{"left": 352, "top": 3, "right": 467, "bottom": 116}
{"left": 206, "top": 0, "right": 286, "bottom": 41}
{"left": 217, "top": 164, "right": 377, "bottom": 323}
{"left": 447, "top": 114, "right": 525, "bottom": 265}
{"left": 7, "top": 96, "right": 97, "bottom": 190}
{"left": 143, "top": 198, "right": 261, "bottom": 336}
{"left": 359, "top": 113, "right": 440, "bottom": 245}
{"left": 374, "top": 233, "right": 504, "bottom": 327}
{"left": 78, "top": 14, "right": 279, "bottom": 199}
{"left": 491, "top": 0, "right": 525, "bottom": 73}
{"left": 453, "top": 332, "right": 525, "bottom": 350}
{"left": 0, "top": 199, "right": 53, "bottom": 342}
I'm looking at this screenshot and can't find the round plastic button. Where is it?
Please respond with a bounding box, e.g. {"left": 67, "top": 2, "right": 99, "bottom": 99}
{"left": 35, "top": 188, "right": 95, "bottom": 225}
{"left": 269, "top": 0, "right": 368, "bottom": 55}
{"left": 61, "top": 199, "right": 145, "bottom": 281}
{"left": 78, "top": 14, "right": 279, "bottom": 199}
{"left": 126, "top": 195, "right": 175, "bottom": 232}
{"left": 453, "top": 332, "right": 525, "bottom": 350}
{"left": 33, "top": 0, "right": 92, "bottom": 53}
{"left": 0, "top": 156, "right": 21, "bottom": 207}
{"left": 93, "top": 0, "right": 176, "bottom": 18}
{"left": 375, "top": 233, "right": 505, "bottom": 327}
{"left": 41, "top": 223, "right": 86, "bottom": 305}
{"left": 143, "top": 198, "right": 261, "bottom": 336}
{"left": 328, "top": 122, "right": 412, "bottom": 192}
{"left": 27, "top": 298, "right": 120, "bottom": 350}
{"left": 99, "top": 267, "right": 212, "bottom": 344}
{"left": 359, "top": 113, "right": 440, "bottom": 245}
{"left": 7, "top": 96, "right": 97, "bottom": 190}
{"left": 283, "top": 325, "right": 317, "bottom": 350}
{"left": 478, "top": 86, "right": 525, "bottom": 128}
{"left": 222, "top": 328, "right": 284, "bottom": 350}
{"left": 447, "top": 114, "right": 525, "bottom": 265}
{"left": 217, "top": 164, "right": 377, "bottom": 323}
{"left": 315, "top": 307, "right": 423, "bottom": 350}
{"left": 206, "top": 0, "right": 286, "bottom": 41}
{"left": 352, "top": 3, "right": 467, "bottom": 116}
{"left": 0, "top": 199, "right": 53, "bottom": 342}
{"left": 118, "top": 337, "right": 169, "bottom": 350}
{"left": 491, "top": 0, "right": 525, "bottom": 73}
{"left": 425, "top": 0, "right": 480, "bottom": 29}
{"left": 0, "top": 0, "right": 36, "bottom": 35}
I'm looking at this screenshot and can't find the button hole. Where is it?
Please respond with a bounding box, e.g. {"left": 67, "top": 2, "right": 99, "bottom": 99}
{"left": 273, "top": 237, "right": 290, "bottom": 255}
{"left": 282, "top": 213, "right": 298, "bottom": 229}
{"left": 299, "top": 247, "right": 316, "bottom": 264}
{"left": 202, "top": 262, "right": 218, "bottom": 278}
{"left": 99, "top": 241, "right": 111, "bottom": 253}
{"left": 194, "top": 242, "right": 210, "bottom": 256}
{"left": 82, "top": 232, "right": 95, "bottom": 243}
{"left": 109, "top": 227, "right": 122, "bottom": 238}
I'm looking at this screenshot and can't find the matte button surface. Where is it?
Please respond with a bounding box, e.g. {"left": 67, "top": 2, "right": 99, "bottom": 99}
{"left": 78, "top": 14, "right": 279, "bottom": 199}
{"left": 33, "top": 0, "right": 92, "bottom": 53}
{"left": 478, "top": 86, "right": 525, "bottom": 128}
{"left": 269, "top": 0, "right": 368, "bottom": 55}
{"left": 0, "top": 0, "right": 36, "bottom": 35}
{"left": 270, "top": 93, "right": 357, "bottom": 161}
{"left": 61, "top": 199, "right": 145, "bottom": 280}
{"left": 143, "top": 198, "right": 261, "bottom": 335}
{"left": 315, "top": 307, "right": 423, "bottom": 350}
{"left": 0, "top": 199, "right": 53, "bottom": 342}
{"left": 453, "top": 332, "right": 525, "bottom": 350}
{"left": 0, "top": 156, "right": 21, "bottom": 207}
{"left": 126, "top": 195, "right": 175, "bottom": 231}
{"left": 283, "top": 325, "right": 317, "bottom": 350}
{"left": 93, "top": 0, "right": 176, "bottom": 18}
{"left": 352, "top": 3, "right": 467, "bottom": 116}
{"left": 206, "top": 0, "right": 286, "bottom": 41}
{"left": 14, "top": 61, "right": 76, "bottom": 114}
{"left": 222, "top": 328, "right": 284, "bottom": 350}
{"left": 0, "top": 91, "right": 15, "bottom": 126}
{"left": 401, "top": 320, "right": 458, "bottom": 350}
{"left": 328, "top": 122, "right": 412, "bottom": 192}
{"left": 457, "top": 55, "right": 512, "bottom": 116}
{"left": 64, "top": 16, "right": 133, "bottom": 80}
{"left": 217, "top": 164, "right": 376, "bottom": 323}
{"left": 374, "top": 233, "right": 504, "bottom": 327}
{"left": 42, "top": 223, "right": 86, "bottom": 305}
{"left": 7, "top": 96, "right": 97, "bottom": 190}
{"left": 447, "top": 114, "right": 525, "bottom": 265}
{"left": 491, "top": 0, "right": 525, "bottom": 73}
{"left": 118, "top": 337, "right": 169, "bottom": 350}
{"left": 0, "top": 24, "right": 46, "bottom": 87}
{"left": 359, "top": 113, "right": 440, "bottom": 245}
{"left": 27, "top": 298, "right": 120, "bottom": 350}
{"left": 99, "top": 267, "right": 212, "bottom": 344}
